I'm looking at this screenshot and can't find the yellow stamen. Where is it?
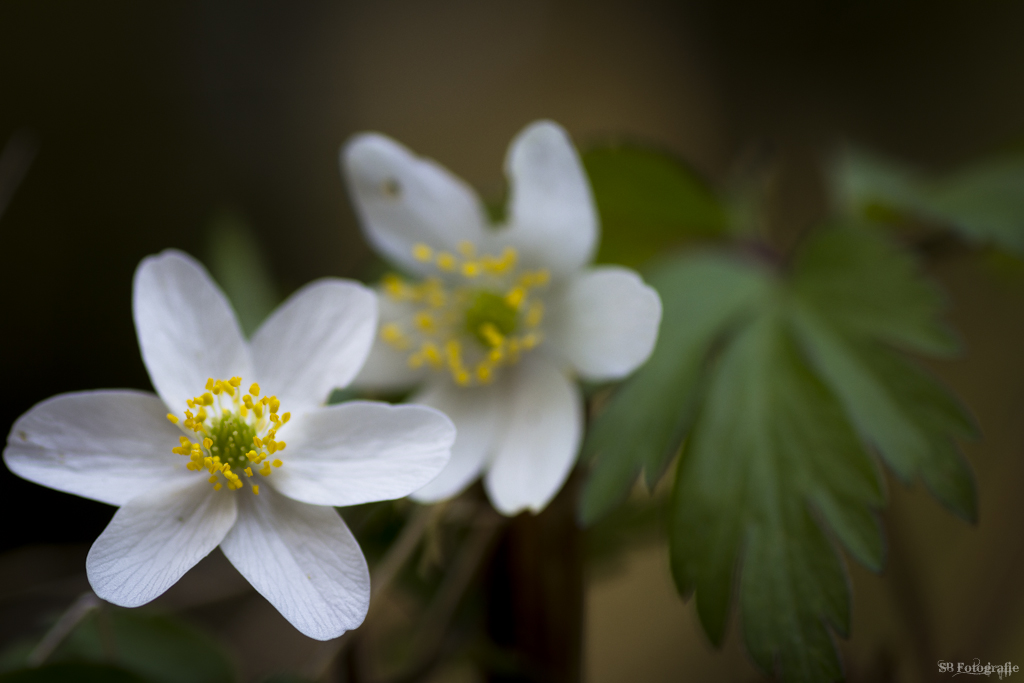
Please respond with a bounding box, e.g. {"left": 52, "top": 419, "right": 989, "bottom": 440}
{"left": 166, "top": 413, "right": 179, "bottom": 424}
{"left": 413, "top": 243, "right": 434, "bottom": 262}
{"left": 436, "top": 252, "right": 456, "bottom": 271}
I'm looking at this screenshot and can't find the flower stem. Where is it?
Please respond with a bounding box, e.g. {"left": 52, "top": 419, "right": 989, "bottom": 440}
{"left": 27, "top": 591, "right": 101, "bottom": 666}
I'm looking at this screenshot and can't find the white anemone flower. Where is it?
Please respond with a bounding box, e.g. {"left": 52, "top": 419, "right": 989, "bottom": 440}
{"left": 4, "top": 250, "right": 455, "bottom": 640}
{"left": 341, "top": 120, "right": 662, "bottom": 516}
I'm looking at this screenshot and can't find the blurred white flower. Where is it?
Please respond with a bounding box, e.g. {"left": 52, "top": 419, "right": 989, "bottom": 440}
{"left": 4, "top": 250, "right": 455, "bottom": 640}
{"left": 341, "top": 120, "right": 662, "bottom": 515}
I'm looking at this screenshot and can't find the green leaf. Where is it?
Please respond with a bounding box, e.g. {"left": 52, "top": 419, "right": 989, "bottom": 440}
{"left": 834, "top": 149, "right": 1024, "bottom": 254}
{"left": 51, "top": 608, "right": 235, "bottom": 683}
{"left": 583, "top": 145, "right": 729, "bottom": 268}
{"left": 581, "top": 224, "right": 975, "bottom": 682}
{"left": 206, "top": 208, "right": 280, "bottom": 336}
{"left": 578, "top": 253, "right": 769, "bottom": 525}
{"left": 0, "top": 663, "right": 149, "bottom": 683}
{"left": 671, "top": 310, "right": 883, "bottom": 681}
{"left": 791, "top": 223, "right": 959, "bottom": 356}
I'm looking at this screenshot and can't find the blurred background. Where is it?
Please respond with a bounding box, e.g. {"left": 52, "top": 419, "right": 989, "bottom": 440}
{"left": 2, "top": 1, "right": 1024, "bottom": 681}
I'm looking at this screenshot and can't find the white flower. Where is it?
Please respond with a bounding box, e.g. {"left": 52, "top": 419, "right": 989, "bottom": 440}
{"left": 340, "top": 120, "right": 662, "bottom": 516}
{"left": 3, "top": 250, "right": 455, "bottom": 640}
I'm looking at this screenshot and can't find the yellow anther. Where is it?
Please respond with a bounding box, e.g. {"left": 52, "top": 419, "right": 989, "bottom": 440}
{"left": 260, "top": 463, "right": 272, "bottom": 476}
{"left": 166, "top": 413, "right": 179, "bottom": 424}
{"left": 415, "top": 311, "right": 435, "bottom": 333}
{"left": 248, "top": 383, "right": 260, "bottom": 397}
{"left": 252, "top": 485, "right": 260, "bottom": 495}
{"left": 206, "top": 378, "right": 214, "bottom": 391}
{"left": 267, "top": 441, "right": 277, "bottom": 454}
{"left": 413, "top": 243, "right": 434, "bottom": 261}
{"left": 461, "top": 261, "right": 481, "bottom": 278}
{"left": 269, "top": 397, "right": 280, "bottom": 414}
{"left": 229, "top": 377, "right": 241, "bottom": 387}
{"left": 526, "top": 302, "right": 544, "bottom": 328}
{"left": 214, "top": 483, "right": 223, "bottom": 491}
{"left": 281, "top": 413, "right": 290, "bottom": 424}
{"left": 179, "top": 436, "right": 191, "bottom": 447}
{"left": 476, "top": 363, "right": 493, "bottom": 383}
{"left": 505, "top": 287, "right": 526, "bottom": 310}
{"left": 383, "top": 273, "right": 406, "bottom": 299}
{"left": 253, "top": 436, "right": 263, "bottom": 448}
{"left": 186, "top": 398, "right": 195, "bottom": 408}
{"left": 195, "top": 407, "right": 208, "bottom": 422}
{"left": 209, "top": 475, "right": 218, "bottom": 484}
{"left": 489, "top": 347, "right": 504, "bottom": 363}
{"left": 244, "top": 466, "right": 253, "bottom": 477}
{"left": 381, "top": 323, "right": 410, "bottom": 350}
{"left": 457, "top": 241, "right": 476, "bottom": 258}
{"left": 277, "top": 441, "right": 286, "bottom": 451}
{"left": 201, "top": 392, "right": 214, "bottom": 406}
{"left": 454, "top": 369, "right": 471, "bottom": 386}
{"left": 436, "top": 252, "right": 456, "bottom": 271}
{"left": 270, "top": 414, "right": 281, "bottom": 425}
{"left": 422, "top": 342, "right": 443, "bottom": 368}
{"left": 203, "top": 438, "right": 213, "bottom": 449}
{"left": 243, "top": 395, "right": 254, "bottom": 409}
{"left": 479, "top": 323, "right": 505, "bottom": 348}
{"left": 272, "top": 459, "right": 282, "bottom": 468}
{"left": 253, "top": 401, "right": 263, "bottom": 419}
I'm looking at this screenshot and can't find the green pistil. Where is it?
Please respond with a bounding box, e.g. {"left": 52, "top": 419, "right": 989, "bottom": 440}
{"left": 464, "top": 290, "right": 518, "bottom": 347}
{"left": 208, "top": 413, "right": 256, "bottom": 468}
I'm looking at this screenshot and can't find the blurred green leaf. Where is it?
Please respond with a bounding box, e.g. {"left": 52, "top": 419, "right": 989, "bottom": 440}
{"left": 583, "top": 145, "right": 729, "bottom": 268}
{"left": 834, "top": 149, "right": 1024, "bottom": 253}
{"left": 0, "top": 663, "right": 148, "bottom": 683}
{"left": 578, "top": 253, "right": 769, "bottom": 525}
{"left": 581, "top": 226, "right": 975, "bottom": 682}
{"left": 51, "top": 608, "right": 235, "bottom": 683}
{"left": 206, "top": 208, "right": 280, "bottom": 336}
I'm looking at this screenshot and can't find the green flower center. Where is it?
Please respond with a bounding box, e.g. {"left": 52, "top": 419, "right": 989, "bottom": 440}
{"left": 207, "top": 413, "right": 257, "bottom": 468}
{"left": 465, "top": 290, "right": 519, "bottom": 347}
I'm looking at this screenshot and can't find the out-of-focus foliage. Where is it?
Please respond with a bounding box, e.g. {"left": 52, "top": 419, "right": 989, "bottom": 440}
{"left": 206, "top": 208, "right": 280, "bottom": 337}
{"left": 0, "top": 609, "right": 234, "bottom": 683}
{"left": 582, "top": 195, "right": 976, "bottom": 681}
{"left": 834, "top": 149, "right": 1024, "bottom": 254}
{"left": 0, "top": 663, "right": 148, "bottom": 683}
{"left": 583, "top": 144, "right": 729, "bottom": 268}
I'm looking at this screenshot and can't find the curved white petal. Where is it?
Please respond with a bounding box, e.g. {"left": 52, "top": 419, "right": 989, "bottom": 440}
{"left": 134, "top": 250, "right": 252, "bottom": 413}
{"left": 251, "top": 279, "right": 377, "bottom": 415}
{"left": 410, "top": 380, "right": 505, "bottom": 503}
{"left": 351, "top": 290, "right": 427, "bottom": 391}
{"left": 86, "top": 478, "right": 237, "bottom": 607}
{"left": 4, "top": 391, "right": 194, "bottom": 506}
{"left": 501, "top": 121, "right": 598, "bottom": 277}
{"left": 546, "top": 266, "right": 662, "bottom": 381}
{"left": 342, "top": 133, "right": 489, "bottom": 274}
{"left": 483, "top": 357, "right": 583, "bottom": 515}
{"left": 270, "top": 401, "right": 454, "bottom": 507}
{"left": 220, "top": 487, "right": 370, "bottom": 640}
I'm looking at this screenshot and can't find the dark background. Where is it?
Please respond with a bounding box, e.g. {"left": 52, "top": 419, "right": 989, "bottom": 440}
{"left": 3, "top": 2, "right": 1024, "bottom": 680}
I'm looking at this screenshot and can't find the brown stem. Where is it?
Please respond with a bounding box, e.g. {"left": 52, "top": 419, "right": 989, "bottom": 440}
{"left": 483, "top": 472, "right": 585, "bottom": 683}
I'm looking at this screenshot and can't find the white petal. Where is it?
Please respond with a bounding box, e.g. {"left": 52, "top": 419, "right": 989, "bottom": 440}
{"left": 4, "top": 391, "right": 194, "bottom": 506}
{"left": 501, "top": 121, "right": 598, "bottom": 277}
{"left": 270, "top": 401, "right": 455, "bottom": 507}
{"left": 250, "top": 279, "right": 377, "bottom": 415}
{"left": 86, "top": 478, "right": 237, "bottom": 607}
{"left": 134, "top": 250, "right": 253, "bottom": 413}
{"left": 351, "top": 290, "right": 427, "bottom": 391}
{"left": 484, "top": 357, "right": 583, "bottom": 515}
{"left": 220, "top": 487, "right": 369, "bottom": 640}
{"left": 546, "top": 266, "right": 663, "bottom": 381}
{"left": 342, "top": 133, "right": 489, "bottom": 274}
{"left": 410, "top": 380, "right": 505, "bottom": 503}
